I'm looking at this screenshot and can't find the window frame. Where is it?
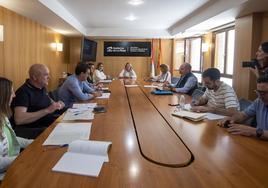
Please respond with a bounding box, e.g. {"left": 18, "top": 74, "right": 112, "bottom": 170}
{"left": 212, "top": 26, "right": 235, "bottom": 79}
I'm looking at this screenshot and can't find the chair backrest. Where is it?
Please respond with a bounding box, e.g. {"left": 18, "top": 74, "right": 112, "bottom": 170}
{"left": 171, "top": 77, "right": 180, "bottom": 84}
{"left": 191, "top": 89, "right": 204, "bottom": 101}
{"left": 239, "top": 98, "right": 252, "bottom": 111}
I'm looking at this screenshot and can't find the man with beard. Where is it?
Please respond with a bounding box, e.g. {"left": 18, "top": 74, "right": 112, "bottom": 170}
{"left": 191, "top": 68, "right": 239, "bottom": 116}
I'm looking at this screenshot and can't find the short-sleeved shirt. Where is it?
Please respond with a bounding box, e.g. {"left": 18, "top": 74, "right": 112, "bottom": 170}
{"left": 12, "top": 80, "right": 56, "bottom": 128}
{"left": 58, "top": 74, "right": 95, "bottom": 107}
{"left": 244, "top": 98, "right": 268, "bottom": 130}
{"left": 203, "top": 81, "right": 239, "bottom": 110}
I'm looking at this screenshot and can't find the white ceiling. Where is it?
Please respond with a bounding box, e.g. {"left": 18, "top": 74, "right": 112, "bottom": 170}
{"left": 0, "top": 0, "right": 267, "bottom": 38}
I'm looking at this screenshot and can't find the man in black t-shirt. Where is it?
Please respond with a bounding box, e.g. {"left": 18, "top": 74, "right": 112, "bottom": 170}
{"left": 12, "top": 64, "right": 65, "bottom": 139}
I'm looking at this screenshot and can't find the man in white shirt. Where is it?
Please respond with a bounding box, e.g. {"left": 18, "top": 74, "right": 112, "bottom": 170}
{"left": 94, "top": 62, "right": 108, "bottom": 81}
{"left": 191, "top": 68, "right": 239, "bottom": 116}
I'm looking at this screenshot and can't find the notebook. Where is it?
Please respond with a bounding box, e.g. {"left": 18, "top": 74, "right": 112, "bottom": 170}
{"left": 172, "top": 110, "right": 206, "bottom": 121}
{"left": 52, "top": 140, "right": 112, "bottom": 177}
{"left": 151, "top": 90, "right": 173, "bottom": 95}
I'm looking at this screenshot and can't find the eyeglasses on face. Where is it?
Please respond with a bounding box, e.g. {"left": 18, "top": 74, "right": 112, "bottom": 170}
{"left": 255, "top": 90, "right": 268, "bottom": 96}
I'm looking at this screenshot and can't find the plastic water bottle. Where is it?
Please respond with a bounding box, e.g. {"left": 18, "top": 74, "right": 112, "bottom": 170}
{"left": 179, "top": 95, "right": 185, "bottom": 110}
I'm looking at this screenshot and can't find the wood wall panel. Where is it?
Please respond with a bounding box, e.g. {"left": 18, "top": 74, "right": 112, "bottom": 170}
{"left": 68, "top": 38, "right": 173, "bottom": 79}
{"left": 0, "top": 6, "right": 69, "bottom": 90}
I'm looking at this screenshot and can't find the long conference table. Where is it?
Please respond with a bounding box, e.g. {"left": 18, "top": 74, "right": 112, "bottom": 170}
{"left": 1, "top": 79, "right": 268, "bottom": 188}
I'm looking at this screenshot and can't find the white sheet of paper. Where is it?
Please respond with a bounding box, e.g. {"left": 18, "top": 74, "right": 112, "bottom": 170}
{"left": 43, "top": 123, "right": 91, "bottom": 146}
{"left": 62, "top": 109, "right": 94, "bottom": 121}
{"left": 125, "top": 85, "right": 138, "bottom": 87}
{"left": 143, "top": 85, "right": 158, "bottom": 88}
{"left": 96, "top": 93, "right": 110, "bottom": 99}
{"left": 205, "top": 113, "right": 226, "bottom": 120}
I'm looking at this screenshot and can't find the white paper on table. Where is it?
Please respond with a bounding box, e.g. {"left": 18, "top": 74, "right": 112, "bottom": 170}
{"left": 125, "top": 85, "right": 138, "bottom": 87}
{"left": 63, "top": 109, "right": 94, "bottom": 121}
{"left": 43, "top": 123, "right": 91, "bottom": 146}
{"left": 205, "top": 113, "right": 226, "bottom": 120}
{"left": 72, "top": 103, "right": 97, "bottom": 110}
{"left": 96, "top": 93, "right": 110, "bottom": 99}
{"left": 143, "top": 85, "right": 158, "bottom": 88}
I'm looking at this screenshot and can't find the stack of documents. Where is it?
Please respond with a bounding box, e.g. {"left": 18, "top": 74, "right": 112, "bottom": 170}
{"left": 172, "top": 110, "right": 206, "bottom": 121}
{"left": 96, "top": 93, "right": 110, "bottom": 99}
{"left": 62, "top": 108, "right": 94, "bottom": 121}
{"left": 43, "top": 123, "right": 91, "bottom": 146}
{"left": 52, "top": 140, "right": 112, "bottom": 177}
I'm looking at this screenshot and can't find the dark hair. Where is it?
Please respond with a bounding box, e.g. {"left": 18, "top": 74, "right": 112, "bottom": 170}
{"left": 0, "top": 77, "right": 13, "bottom": 129}
{"left": 202, "top": 68, "right": 221, "bottom": 80}
{"left": 261, "top": 42, "right": 268, "bottom": 54}
{"left": 257, "top": 75, "right": 268, "bottom": 83}
{"left": 75, "top": 62, "right": 90, "bottom": 75}
{"left": 96, "top": 62, "right": 103, "bottom": 70}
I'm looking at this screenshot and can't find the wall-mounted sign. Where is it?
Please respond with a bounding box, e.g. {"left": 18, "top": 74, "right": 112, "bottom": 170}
{"left": 104, "top": 42, "right": 151, "bottom": 57}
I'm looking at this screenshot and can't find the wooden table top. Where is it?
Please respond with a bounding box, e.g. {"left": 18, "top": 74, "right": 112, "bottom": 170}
{"left": 1, "top": 79, "right": 268, "bottom": 188}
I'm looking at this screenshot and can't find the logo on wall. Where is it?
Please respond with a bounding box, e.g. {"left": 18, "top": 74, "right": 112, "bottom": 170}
{"left": 104, "top": 42, "right": 151, "bottom": 57}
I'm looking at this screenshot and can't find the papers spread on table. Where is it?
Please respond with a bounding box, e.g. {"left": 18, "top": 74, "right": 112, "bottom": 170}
{"left": 101, "top": 87, "right": 109, "bottom": 90}
{"left": 99, "top": 79, "right": 112, "bottom": 83}
{"left": 62, "top": 108, "right": 94, "bottom": 121}
{"left": 125, "top": 84, "right": 138, "bottom": 87}
{"left": 205, "top": 113, "right": 226, "bottom": 120}
{"left": 52, "top": 140, "right": 112, "bottom": 177}
{"left": 143, "top": 85, "right": 158, "bottom": 88}
{"left": 96, "top": 93, "right": 110, "bottom": 99}
{"left": 43, "top": 123, "right": 91, "bottom": 146}
{"left": 172, "top": 110, "right": 206, "bottom": 121}
{"left": 72, "top": 103, "right": 97, "bottom": 110}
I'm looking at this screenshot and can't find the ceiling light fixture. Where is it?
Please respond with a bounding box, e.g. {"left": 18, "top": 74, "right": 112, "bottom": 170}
{"left": 128, "top": 0, "right": 144, "bottom": 6}
{"left": 125, "top": 15, "right": 137, "bottom": 21}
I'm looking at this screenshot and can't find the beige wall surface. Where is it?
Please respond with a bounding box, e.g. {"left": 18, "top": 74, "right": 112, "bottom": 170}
{"left": 0, "top": 6, "right": 69, "bottom": 90}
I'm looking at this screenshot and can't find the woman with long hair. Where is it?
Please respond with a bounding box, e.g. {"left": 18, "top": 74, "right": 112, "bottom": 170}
{"left": 0, "top": 77, "right": 32, "bottom": 180}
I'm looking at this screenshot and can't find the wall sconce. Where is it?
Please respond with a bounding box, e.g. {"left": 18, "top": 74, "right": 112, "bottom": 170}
{"left": 0, "top": 25, "right": 4, "bottom": 42}
{"left": 202, "top": 43, "right": 209, "bottom": 52}
{"left": 51, "top": 42, "right": 63, "bottom": 51}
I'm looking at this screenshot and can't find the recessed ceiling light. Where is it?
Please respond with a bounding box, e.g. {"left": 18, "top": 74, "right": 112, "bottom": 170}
{"left": 128, "top": 0, "right": 144, "bottom": 6}
{"left": 125, "top": 15, "right": 137, "bottom": 21}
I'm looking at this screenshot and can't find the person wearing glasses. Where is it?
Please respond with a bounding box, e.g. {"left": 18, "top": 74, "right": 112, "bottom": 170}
{"left": 58, "top": 62, "right": 102, "bottom": 108}
{"left": 219, "top": 75, "right": 268, "bottom": 140}
{"left": 12, "top": 64, "right": 65, "bottom": 139}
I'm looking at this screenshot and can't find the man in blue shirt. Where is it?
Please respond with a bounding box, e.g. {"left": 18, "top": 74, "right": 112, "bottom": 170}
{"left": 167, "top": 63, "right": 198, "bottom": 95}
{"left": 219, "top": 75, "right": 268, "bottom": 140}
{"left": 58, "top": 62, "right": 102, "bottom": 107}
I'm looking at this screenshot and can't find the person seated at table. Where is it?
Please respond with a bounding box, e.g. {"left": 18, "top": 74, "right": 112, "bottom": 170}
{"left": 151, "top": 64, "right": 171, "bottom": 83}
{"left": 58, "top": 62, "right": 102, "bottom": 108}
{"left": 119, "top": 62, "right": 137, "bottom": 79}
{"left": 94, "top": 62, "right": 110, "bottom": 82}
{"left": 0, "top": 77, "right": 33, "bottom": 180}
{"left": 87, "top": 62, "right": 103, "bottom": 89}
{"left": 165, "top": 63, "right": 198, "bottom": 95}
{"left": 191, "top": 68, "right": 239, "bottom": 116}
{"left": 219, "top": 75, "right": 268, "bottom": 140}
{"left": 12, "top": 64, "right": 65, "bottom": 139}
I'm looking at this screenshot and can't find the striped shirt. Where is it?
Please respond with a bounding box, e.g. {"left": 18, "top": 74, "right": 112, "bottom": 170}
{"left": 203, "top": 82, "right": 239, "bottom": 109}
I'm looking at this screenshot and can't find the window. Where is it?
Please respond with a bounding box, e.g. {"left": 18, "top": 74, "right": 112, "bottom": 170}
{"left": 214, "top": 28, "right": 235, "bottom": 86}
{"left": 174, "top": 40, "right": 185, "bottom": 70}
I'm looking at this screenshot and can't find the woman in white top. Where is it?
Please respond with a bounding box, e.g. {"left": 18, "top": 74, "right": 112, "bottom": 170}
{"left": 152, "top": 64, "right": 171, "bottom": 83}
{"left": 0, "top": 77, "right": 33, "bottom": 180}
{"left": 94, "top": 62, "right": 107, "bottom": 81}
{"left": 119, "top": 62, "right": 137, "bottom": 79}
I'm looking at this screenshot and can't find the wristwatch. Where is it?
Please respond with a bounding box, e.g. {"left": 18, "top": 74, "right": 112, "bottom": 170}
{"left": 256, "top": 128, "right": 264, "bottom": 138}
